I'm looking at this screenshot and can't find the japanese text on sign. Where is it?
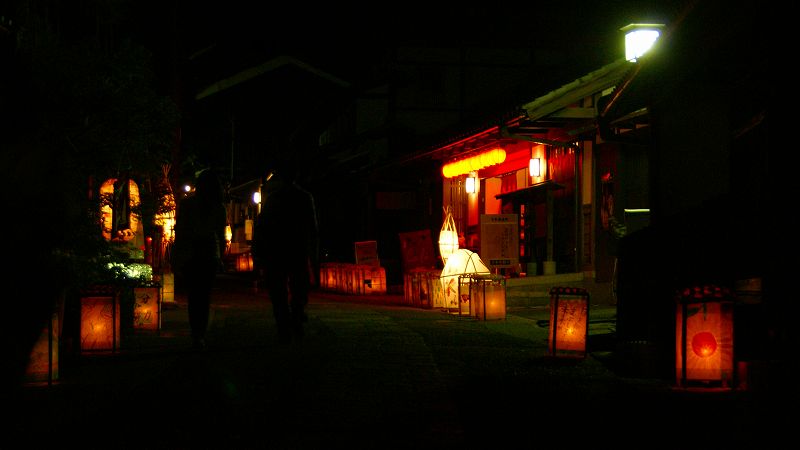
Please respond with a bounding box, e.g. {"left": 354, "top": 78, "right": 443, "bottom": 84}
{"left": 480, "top": 214, "right": 519, "bottom": 269}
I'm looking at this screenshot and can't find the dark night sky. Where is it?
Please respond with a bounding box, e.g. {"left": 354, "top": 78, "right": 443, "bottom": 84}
{"left": 131, "top": 0, "right": 690, "bottom": 87}
{"left": 6, "top": 0, "right": 691, "bottom": 183}
{"left": 127, "top": 1, "right": 691, "bottom": 178}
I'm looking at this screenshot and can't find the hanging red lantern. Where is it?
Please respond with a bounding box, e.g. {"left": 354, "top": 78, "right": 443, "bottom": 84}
{"left": 675, "top": 285, "right": 734, "bottom": 388}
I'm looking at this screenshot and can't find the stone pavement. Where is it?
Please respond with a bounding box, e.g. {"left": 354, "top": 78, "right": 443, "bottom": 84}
{"left": 6, "top": 273, "right": 790, "bottom": 449}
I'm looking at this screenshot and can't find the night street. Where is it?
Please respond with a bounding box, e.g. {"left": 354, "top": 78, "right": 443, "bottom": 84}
{"left": 8, "top": 274, "right": 790, "bottom": 449}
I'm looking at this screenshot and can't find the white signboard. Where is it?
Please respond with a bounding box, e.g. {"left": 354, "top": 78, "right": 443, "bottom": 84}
{"left": 480, "top": 214, "right": 519, "bottom": 269}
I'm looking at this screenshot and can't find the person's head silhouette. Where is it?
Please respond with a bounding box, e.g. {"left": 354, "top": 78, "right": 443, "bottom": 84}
{"left": 194, "top": 169, "right": 223, "bottom": 202}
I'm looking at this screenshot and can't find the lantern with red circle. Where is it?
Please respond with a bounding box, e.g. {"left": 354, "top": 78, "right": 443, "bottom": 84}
{"left": 675, "top": 285, "right": 734, "bottom": 388}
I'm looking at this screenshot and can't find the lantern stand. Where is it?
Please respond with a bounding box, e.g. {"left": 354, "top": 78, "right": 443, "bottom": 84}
{"left": 675, "top": 285, "right": 734, "bottom": 389}
{"left": 78, "top": 285, "right": 121, "bottom": 355}
{"left": 468, "top": 274, "right": 507, "bottom": 320}
{"left": 548, "top": 287, "right": 590, "bottom": 358}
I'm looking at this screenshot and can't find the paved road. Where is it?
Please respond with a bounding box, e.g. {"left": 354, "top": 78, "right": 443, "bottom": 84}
{"left": 7, "top": 274, "right": 790, "bottom": 448}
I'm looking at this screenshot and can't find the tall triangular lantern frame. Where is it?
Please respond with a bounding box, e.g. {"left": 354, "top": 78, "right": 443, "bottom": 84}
{"left": 438, "top": 206, "right": 459, "bottom": 265}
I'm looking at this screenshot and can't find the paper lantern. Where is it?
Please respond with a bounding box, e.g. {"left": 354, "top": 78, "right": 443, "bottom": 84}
{"left": 80, "top": 288, "right": 121, "bottom": 354}
{"left": 404, "top": 268, "right": 443, "bottom": 308}
{"left": 320, "top": 262, "right": 337, "bottom": 291}
{"left": 548, "top": 287, "right": 590, "bottom": 358}
{"left": 161, "top": 272, "right": 175, "bottom": 304}
{"left": 676, "top": 285, "right": 734, "bottom": 388}
{"left": 25, "top": 311, "right": 59, "bottom": 385}
{"left": 236, "top": 252, "right": 254, "bottom": 272}
{"left": 438, "top": 206, "right": 459, "bottom": 264}
{"left": 133, "top": 286, "right": 161, "bottom": 332}
{"left": 442, "top": 147, "right": 506, "bottom": 178}
{"left": 440, "top": 249, "right": 490, "bottom": 312}
{"left": 363, "top": 266, "right": 387, "bottom": 295}
{"left": 469, "top": 275, "right": 506, "bottom": 320}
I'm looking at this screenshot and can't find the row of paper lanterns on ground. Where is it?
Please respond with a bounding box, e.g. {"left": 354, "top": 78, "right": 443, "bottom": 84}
{"left": 24, "top": 272, "right": 174, "bottom": 386}
{"left": 26, "top": 258, "right": 737, "bottom": 389}
{"left": 434, "top": 203, "right": 737, "bottom": 388}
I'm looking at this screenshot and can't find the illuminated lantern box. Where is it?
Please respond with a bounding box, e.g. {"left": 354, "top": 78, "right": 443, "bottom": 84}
{"left": 403, "top": 268, "right": 443, "bottom": 309}
{"left": 133, "top": 285, "right": 161, "bottom": 332}
{"left": 80, "top": 286, "right": 121, "bottom": 354}
{"left": 469, "top": 275, "right": 506, "bottom": 320}
{"left": 403, "top": 271, "right": 415, "bottom": 305}
{"left": 675, "top": 285, "right": 734, "bottom": 388}
{"left": 342, "top": 263, "right": 357, "bottom": 294}
{"left": 236, "top": 252, "right": 254, "bottom": 272}
{"left": 548, "top": 287, "right": 590, "bottom": 358}
{"left": 334, "top": 263, "right": 351, "bottom": 293}
{"left": 25, "top": 311, "right": 59, "bottom": 385}
{"left": 349, "top": 265, "right": 371, "bottom": 295}
{"left": 440, "top": 249, "right": 490, "bottom": 314}
{"left": 159, "top": 272, "right": 175, "bottom": 304}
{"left": 320, "top": 263, "right": 336, "bottom": 290}
{"left": 363, "top": 266, "right": 387, "bottom": 295}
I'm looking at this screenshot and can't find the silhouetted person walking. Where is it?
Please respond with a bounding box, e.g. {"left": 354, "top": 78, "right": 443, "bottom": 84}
{"left": 253, "top": 161, "right": 319, "bottom": 343}
{"left": 172, "top": 169, "right": 227, "bottom": 349}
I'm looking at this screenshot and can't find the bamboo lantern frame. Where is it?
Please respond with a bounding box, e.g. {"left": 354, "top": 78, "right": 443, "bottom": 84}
{"left": 438, "top": 206, "right": 459, "bottom": 264}
{"left": 676, "top": 285, "right": 734, "bottom": 388}
{"left": 548, "top": 287, "right": 590, "bottom": 358}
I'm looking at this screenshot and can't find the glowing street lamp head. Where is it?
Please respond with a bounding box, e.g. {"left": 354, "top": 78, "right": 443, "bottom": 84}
{"left": 621, "top": 23, "right": 665, "bottom": 62}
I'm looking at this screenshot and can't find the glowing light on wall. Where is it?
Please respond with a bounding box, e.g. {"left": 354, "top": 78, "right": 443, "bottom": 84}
{"left": 676, "top": 285, "right": 734, "bottom": 388}
{"left": 225, "top": 224, "right": 233, "bottom": 243}
{"left": 529, "top": 158, "right": 541, "bottom": 177}
{"left": 548, "top": 287, "right": 590, "bottom": 358}
{"left": 621, "top": 23, "right": 664, "bottom": 62}
{"left": 465, "top": 172, "right": 477, "bottom": 194}
{"left": 100, "top": 178, "right": 141, "bottom": 241}
{"left": 442, "top": 148, "right": 506, "bottom": 178}
{"left": 253, "top": 191, "right": 261, "bottom": 204}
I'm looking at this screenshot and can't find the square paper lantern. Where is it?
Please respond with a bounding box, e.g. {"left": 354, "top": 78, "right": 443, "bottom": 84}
{"left": 469, "top": 275, "right": 506, "bottom": 320}
{"left": 548, "top": 287, "right": 590, "bottom": 358}
{"left": 25, "top": 311, "right": 59, "bottom": 385}
{"left": 80, "top": 288, "right": 121, "bottom": 354}
{"left": 675, "top": 285, "right": 734, "bottom": 388}
{"left": 133, "top": 286, "right": 161, "bottom": 332}
{"left": 236, "top": 252, "right": 254, "bottom": 272}
{"left": 161, "top": 272, "right": 175, "bottom": 304}
{"left": 363, "top": 266, "right": 387, "bottom": 295}
{"left": 404, "top": 268, "right": 443, "bottom": 309}
{"left": 440, "top": 249, "right": 491, "bottom": 313}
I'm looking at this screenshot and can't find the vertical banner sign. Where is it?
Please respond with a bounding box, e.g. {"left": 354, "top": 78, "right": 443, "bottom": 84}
{"left": 480, "top": 214, "right": 519, "bottom": 269}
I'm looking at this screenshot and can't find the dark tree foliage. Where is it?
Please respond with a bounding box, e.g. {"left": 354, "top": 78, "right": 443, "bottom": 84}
{"left": 1, "top": 0, "right": 179, "bottom": 392}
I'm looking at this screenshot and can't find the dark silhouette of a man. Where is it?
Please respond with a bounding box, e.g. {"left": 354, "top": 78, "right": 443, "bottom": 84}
{"left": 172, "top": 169, "right": 227, "bottom": 349}
{"left": 253, "top": 161, "right": 319, "bottom": 343}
